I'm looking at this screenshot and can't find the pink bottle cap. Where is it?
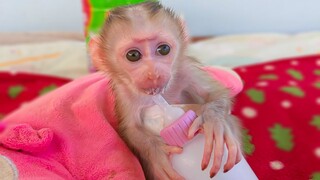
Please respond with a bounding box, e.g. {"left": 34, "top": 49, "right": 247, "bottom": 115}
{"left": 160, "top": 110, "right": 197, "bottom": 147}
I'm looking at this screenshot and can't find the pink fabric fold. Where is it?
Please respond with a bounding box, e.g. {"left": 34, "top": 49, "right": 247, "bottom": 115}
{"left": 0, "top": 73, "right": 144, "bottom": 179}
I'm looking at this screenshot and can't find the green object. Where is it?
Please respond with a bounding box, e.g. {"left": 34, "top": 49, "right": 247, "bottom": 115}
{"left": 246, "top": 88, "right": 265, "bottom": 104}
{"left": 311, "top": 172, "right": 320, "bottom": 180}
{"left": 280, "top": 86, "right": 305, "bottom": 98}
{"left": 39, "top": 84, "right": 58, "bottom": 95}
{"left": 287, "top": 69, "right": 303, "bottom": 81}
{"left": 314, "top": 70, "right": 320, "bottom": 76}
{"left": 310, "top": 115, "right": 320, "bottom": 130}
{"left": 8, "top": 85, "right": 24, "bottom": 99}
{"left": 259, "top": 74, "right": 278, "bottom": 80}
{"left": 86, "top": 0, "right": 151, "bottom": 37}
{"left": 314, "top": 82, "right": 320, "bottom": 89}
{"left": 242, "top": 129, "right": 255, "bottom": 155}
{"left": 269, "top": 123, "right": 294, "bottom": 151}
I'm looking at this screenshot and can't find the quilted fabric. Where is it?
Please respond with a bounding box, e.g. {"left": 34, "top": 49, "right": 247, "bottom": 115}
{"left": 233, "top": 55, "right": 320, "bottom": 179}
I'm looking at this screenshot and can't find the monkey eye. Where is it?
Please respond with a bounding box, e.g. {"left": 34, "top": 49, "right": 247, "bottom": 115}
{"left": 126, "top": 50, "right": 142, "bottom": 62}
{"left": 156, "top": 44, "right": 170, "bottom": 56}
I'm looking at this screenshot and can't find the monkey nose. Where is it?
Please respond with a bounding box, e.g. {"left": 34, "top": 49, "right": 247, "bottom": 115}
{"left": 148, "top": 72, "right": 160, "bottom": 80}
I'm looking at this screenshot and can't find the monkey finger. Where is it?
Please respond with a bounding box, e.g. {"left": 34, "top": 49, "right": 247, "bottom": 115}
{"left": 160, "top": 158, "right": 185, "bottom": 180}
{"left": 210, "top": 135, "right": 224, "bottom": 178}
{"left": 235, "top": 143, "right": 242, "bottom": 164}
{"left": 154, "top": 168, "right": 171, "bottom": 180}
{"left": 164, "top": 145, "right": 183, "bottom": 155}
{"left": 200, "top": 121, "right": 216, "bottom": 170}
{"left": 188, "top": 116, "right": 203, "bottom": 139}
{"left": 225, "top": 125, "right": 242, "bottom": 165}
{"left": 223, "top": 136, "right": 238, "bottom": 173}
{"left": 153, "top": 157, "right": 176, "bottom": 180}
{"left": 163, "top": 166, "right": 185, "bottom": 180}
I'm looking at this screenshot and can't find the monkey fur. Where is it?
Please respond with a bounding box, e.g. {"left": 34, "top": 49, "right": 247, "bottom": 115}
{"left": 90, "top": 2, "right": 242, "bottom": 179}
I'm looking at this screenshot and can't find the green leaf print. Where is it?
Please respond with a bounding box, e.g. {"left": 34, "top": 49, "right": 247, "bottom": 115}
{"left": 314, "top": 82, "right": 320, "bottom": 89}
{"left": 246, "top": 88, "right": 265, "bottom": 104}
{"left": 259, "top": 74, "right": 278, "bottom": 80}
{"left": 314, "top": 70, "right": 320, "bottom": 76}
{"left": 287, "top": 69, "right": 303, "bottom": 81}
{"left": 311, "top": 172, "right": 320, "bottom": 180}
{"left": 8, "top": 85, "right": 24, "bottom": 99}
{"left": 280, "top": 86, "right": 305, "bottom": 97}
{"left": 39, "top": 84, "right": 57, "bottom": 95}
{"left": 310, "top": 115, "right": 320, "bottom": 130}
{"left": 0, "top": 113, "right": 4, "bottom": 120}
{"left": 269, "top": 123, "right": 294, "bottom": 151}
{"left": 242, "top": 129, "right": 255, "bottom": 155}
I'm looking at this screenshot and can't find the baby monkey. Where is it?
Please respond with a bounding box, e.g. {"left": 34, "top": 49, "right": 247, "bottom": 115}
{"left": 90, "top": 1, "right": 242, "bottom": 179}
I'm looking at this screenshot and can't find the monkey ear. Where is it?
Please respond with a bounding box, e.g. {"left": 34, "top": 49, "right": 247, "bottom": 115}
{"left": 88, "top": 35, "right": 104, "bottom": 70}
{"left": 177, "top": 15, "right": 190, "bottom": 43}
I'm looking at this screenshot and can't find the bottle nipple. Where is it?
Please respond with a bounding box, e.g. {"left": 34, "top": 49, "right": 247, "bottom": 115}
{"left": 152, "top": 95, "right": 185, "bottom": 126}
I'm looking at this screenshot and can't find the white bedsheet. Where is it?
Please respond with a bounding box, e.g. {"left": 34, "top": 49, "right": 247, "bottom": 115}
{"left": 189, "top": 32, "right": 320, "bottom": 67}
{"left": 0, "top": 41, "right": 88, "bottom": 79}
{"left": 1, "top": 32, "right": 320, "bottom": 79}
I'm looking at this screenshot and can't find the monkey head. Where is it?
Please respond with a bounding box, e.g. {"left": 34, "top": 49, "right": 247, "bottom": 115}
{"left": 90, "top": 2, "right": 188, "bottom": 96}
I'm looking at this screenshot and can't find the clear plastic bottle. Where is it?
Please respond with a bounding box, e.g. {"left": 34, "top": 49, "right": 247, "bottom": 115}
{"left": 143, "top": 95, "right": 258, "bottom": 180}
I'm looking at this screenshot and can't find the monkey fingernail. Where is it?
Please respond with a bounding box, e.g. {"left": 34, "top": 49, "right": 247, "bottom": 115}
{"left": 210, "top": 173, "right": 216, "bottom": 178}
{"left": 177, "top": 147, "right": 183, "bottom": 154}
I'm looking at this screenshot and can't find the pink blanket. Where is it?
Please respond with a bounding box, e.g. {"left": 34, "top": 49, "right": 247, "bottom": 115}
{"left": 0, "top": 68, "right": 242, "bottom": 179}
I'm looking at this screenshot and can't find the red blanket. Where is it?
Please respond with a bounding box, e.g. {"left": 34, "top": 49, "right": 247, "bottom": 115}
{"left": 233, "top": 55, "right": 320, "bottom": 180}
{"left": 0, "top": 73, "right": 70, "bottom": 118}
{"left": 1, "top": 55, "right": 320, "bottom": 179}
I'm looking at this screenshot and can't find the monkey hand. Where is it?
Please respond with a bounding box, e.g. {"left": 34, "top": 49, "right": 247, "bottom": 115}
{"left": 141, "top": 142, "right": 184, "bottom": 180}
{"left": 187, "top": 109, "right": 242, "bottom": 178}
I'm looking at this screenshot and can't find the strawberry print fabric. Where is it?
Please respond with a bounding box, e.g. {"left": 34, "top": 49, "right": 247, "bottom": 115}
{"left": 0, "top": 72, "right": 70, "bottom": 118}
{"left": 233, "top": 55, "right": 320, "bottom": 180}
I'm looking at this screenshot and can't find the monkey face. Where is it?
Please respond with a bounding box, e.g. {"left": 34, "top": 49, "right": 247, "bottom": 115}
{"left": 113, "top": 29, "right": 180, "bottom": 95}
{"left": 92, "top": 8, "right": 186, "bottom": 96}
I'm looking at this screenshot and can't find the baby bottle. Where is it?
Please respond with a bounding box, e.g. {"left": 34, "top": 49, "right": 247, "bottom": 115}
{"left": 143, "top": 95, "right": 258, "bottom": 180}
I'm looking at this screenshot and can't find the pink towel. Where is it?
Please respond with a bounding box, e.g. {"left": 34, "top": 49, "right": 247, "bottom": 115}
{"left": 0, "top": 67, "right": 242, "bottom": 179}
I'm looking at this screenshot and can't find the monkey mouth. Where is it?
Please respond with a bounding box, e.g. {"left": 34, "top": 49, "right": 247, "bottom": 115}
{"left": 143, "top": 88, "right": 162, "bottom": 95}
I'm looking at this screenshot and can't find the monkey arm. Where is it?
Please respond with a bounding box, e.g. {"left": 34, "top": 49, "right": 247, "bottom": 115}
{"left": 180, "top": 61, "right": 242, "bottom": 178}
{"left": 118, "top": 119, "right": 184, "bottom": 180}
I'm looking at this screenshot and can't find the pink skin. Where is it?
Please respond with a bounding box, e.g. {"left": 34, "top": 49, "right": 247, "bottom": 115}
{"left": 115, "top": 32, "right": 177, "bottom": 95}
